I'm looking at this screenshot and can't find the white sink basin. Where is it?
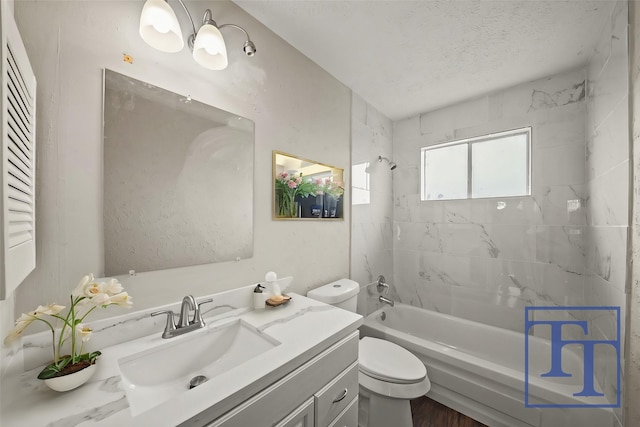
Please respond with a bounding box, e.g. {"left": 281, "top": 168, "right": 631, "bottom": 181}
{"left": 118, "top": 319, "right": 279, "bottom": 416}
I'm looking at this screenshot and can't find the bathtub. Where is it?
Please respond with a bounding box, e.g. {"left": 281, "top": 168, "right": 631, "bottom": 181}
{"left": 359, "top": 304, "right": 614, "bottom": 427}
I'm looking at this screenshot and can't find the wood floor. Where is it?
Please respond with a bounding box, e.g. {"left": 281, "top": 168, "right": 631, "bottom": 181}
{"left": 411, "top": 396, "right": 488, "bottom": 427}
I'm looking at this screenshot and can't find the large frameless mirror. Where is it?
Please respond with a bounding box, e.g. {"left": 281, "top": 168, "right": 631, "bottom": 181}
{"left": 273, "top": 151, "right": 344, "bottom": 220}
{"left": 103, "top": 70, "right": 254, "bottom": 276}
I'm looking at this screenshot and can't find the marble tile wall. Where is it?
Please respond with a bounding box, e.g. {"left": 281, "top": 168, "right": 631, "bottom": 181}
{"left": 391, "top": 1, "right": 629, "bottom": 419}
{"left": 585, "top": 0, "right": 629, "bottom": 420}
{"left": 626, "top": 1, "right": 640, "bottom": 425}
{"left": 392, "top": 67, "right": 589, "bottom": 333}
{"left": 350, "top": 94, "right": 396, "bottom": 316}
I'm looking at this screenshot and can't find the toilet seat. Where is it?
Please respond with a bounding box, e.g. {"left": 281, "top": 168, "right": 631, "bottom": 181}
{"left": 359, "top": 337, "right": 427, "bottom": 384}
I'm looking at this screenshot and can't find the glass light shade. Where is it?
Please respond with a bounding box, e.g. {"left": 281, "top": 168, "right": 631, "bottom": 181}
{"left": 139, "top": 0, "right": 184, "bottom": 53}
{"left": 193, "top": 24, "right": 228, "bottom": 70}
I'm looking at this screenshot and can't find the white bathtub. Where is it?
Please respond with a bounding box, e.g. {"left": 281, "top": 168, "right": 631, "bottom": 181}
{"left": 359, "top": 304, "right": 614, "bottom": 427}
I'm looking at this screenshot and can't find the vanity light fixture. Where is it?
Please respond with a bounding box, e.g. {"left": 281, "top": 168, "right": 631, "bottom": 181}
{"left": 138, "top": 0, "right": 256, "bottom": 70}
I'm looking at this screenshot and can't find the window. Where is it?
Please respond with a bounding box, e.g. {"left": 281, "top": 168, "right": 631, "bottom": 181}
{"left": 421, "top": 127, "right": 531, "bottom": 201}
{"left": 352, "top": 162, "right": 370, "bottom": 205}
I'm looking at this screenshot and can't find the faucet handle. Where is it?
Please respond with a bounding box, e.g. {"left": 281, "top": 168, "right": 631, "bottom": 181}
{"left": 194, "top": 298, "right": 214, "bottom": 325}
{"left": 151, "top": 310, "right": 176, "bottom": 339}
{"left": 376, "top": 275, "right": 389, "bottom": 294}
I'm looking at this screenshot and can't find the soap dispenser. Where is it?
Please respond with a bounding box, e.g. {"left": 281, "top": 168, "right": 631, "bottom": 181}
{"left": 253, "top": 284, "right": 266, "bottom": 309}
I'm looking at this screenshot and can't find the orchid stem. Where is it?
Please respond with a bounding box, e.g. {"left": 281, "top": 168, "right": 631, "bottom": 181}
{"left": 34, "top": 317, "right": 57, "bottom": 363}
{"left": 70, "top": 296, "right": 77, "bottom": 364}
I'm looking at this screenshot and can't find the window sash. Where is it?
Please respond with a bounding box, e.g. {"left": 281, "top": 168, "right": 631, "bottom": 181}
{"left": 420, "top": 127, "right": 531, "bottom": 201}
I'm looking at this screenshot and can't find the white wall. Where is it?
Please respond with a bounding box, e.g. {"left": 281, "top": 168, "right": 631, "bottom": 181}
{"left": 2, "top": 0, "right": 351, "bottom": 367}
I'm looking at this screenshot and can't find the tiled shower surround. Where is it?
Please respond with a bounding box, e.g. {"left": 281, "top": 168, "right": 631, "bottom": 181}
{"left": 387, "top": 0, "right": 628, "bottom": 417}
{"left": 627, "top": 1, "right": 640, "bottom": 424}
{"left": 351, "top": 94, "right": 397, "bottom": 315}
{"left": 585, "top": 0, "right": 628, "bottom": 420}
{"left": 393, "top": 67, "right": 591, "bottom": 331}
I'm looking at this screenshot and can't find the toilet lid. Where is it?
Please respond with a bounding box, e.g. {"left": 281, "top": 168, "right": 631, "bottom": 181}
{"left": 359, "top": 337, "right": 427, "bottom": 384}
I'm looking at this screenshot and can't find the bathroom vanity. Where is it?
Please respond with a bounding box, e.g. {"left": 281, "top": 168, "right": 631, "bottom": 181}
{"left": 203, "top": 332, "right": 359, "bottom": 427}
{"left": 0, "top": 284, "right": 362, "bottom": 427}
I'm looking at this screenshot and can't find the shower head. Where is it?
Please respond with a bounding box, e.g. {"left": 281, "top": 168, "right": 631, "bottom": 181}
{"left": 378, "top": 155, "right": 397, "bottom": 170}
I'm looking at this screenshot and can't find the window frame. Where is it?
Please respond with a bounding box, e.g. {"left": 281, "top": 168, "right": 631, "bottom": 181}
{"left": 352, "top": 161, "right": 371, "bottom": 205}
{"left": 420, "top": 126, "right": 532, "bottom": 201}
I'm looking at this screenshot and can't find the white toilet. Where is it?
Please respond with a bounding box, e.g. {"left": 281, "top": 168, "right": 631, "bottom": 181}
{"left": 307, "top": 279, "right": 431, "bottom": 427}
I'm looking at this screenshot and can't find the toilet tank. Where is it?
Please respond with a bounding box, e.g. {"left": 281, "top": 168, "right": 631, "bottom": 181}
{"left": 307, "top": 279, "right": 360, "bottom": 312}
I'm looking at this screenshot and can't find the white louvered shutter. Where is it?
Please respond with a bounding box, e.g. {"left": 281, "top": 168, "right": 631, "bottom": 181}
{"left": 1, "top": 2, "right": 36, "bottom": 300}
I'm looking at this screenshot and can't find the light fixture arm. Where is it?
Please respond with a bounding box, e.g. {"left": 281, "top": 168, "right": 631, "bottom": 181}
{"left": 218, "top": 24, "right": 256, "bottom": 56}
{"left": 219, "top": 23, "right": 251, "bottom": 41}
{"left": 174, "top": 0, "right": 197, "bottom": 48}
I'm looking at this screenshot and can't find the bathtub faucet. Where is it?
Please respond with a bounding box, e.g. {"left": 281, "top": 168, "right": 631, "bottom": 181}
{"left": 379, "top": 295, "right": 395, "bottom": 307}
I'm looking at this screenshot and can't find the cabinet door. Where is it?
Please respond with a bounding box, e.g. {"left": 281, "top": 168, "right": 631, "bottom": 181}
{"left": 0, "top": 0, "right": 37, "bottom": 300}
{"left": 327, "top": 397, "right": 357, "bottom": 427}
{"left": 275, "top": 397, "right": 315, "bottom": 427}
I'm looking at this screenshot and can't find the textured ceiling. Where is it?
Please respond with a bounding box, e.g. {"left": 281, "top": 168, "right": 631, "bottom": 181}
{"left": 234, "top": 0, "right": 614, "bottom": 120}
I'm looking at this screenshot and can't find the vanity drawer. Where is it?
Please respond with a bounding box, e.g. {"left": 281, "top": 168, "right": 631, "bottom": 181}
{"left": 327, "top": 396, "right": 358, "bottom": 427}
{"left": 315, "top": 362, "right": 359, "bottom": 427}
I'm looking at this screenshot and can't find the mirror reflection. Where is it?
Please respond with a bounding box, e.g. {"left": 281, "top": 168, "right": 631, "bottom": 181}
{"left": 273, "top": 151, "right": 344, "bottom": 220}
{"left": 103, "top": 70, "right": 254, "bottom": 276}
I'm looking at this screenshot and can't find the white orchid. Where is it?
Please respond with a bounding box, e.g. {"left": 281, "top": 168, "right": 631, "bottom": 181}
{"left": 3, "top": 274, "right": 132, "bottom": 380}
{"left": 71, "top": 274, "right": 95, "bottom": 298}
{"left": 87, "top": 292, "right": 111, "bottom": 307}
{"left": 75, "top": 324, "right": 93, "bottom": 343}
{"left": 3, "top": 304, "right": 65, "bottom": 344}
{"left": 73, "top": 275, "right": 130, "bottom": 308}
{"left": 35, "top": 304, "right": 67, "bottom": 316}
{"left": 103, "top": 278, "right": 123, "bottom": 295}
{"left": 108, "top": 291, "right": 133, "bottom": 307}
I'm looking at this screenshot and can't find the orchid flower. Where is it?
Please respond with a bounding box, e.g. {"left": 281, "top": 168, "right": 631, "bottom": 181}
{"left": 3, "top": 274, "right": 132, "bottom": 379}
{"left": 3, "top": 304, "right": 65, "bottom": 344}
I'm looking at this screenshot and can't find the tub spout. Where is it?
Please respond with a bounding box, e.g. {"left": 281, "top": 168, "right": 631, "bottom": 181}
{"left": 379, "top": 295, "right": 395, "bottom": 307}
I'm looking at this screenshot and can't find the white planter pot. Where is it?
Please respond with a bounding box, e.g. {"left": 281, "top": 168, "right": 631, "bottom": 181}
{"left": 43, "top": 364, "right": 97, "bottom": 392}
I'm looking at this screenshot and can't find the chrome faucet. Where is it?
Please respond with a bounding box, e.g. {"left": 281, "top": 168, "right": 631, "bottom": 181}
{"left": 151, "top": 295, "right": 213, "bottom": 339}
{"left": 178, "top": 295, "right": 197, "bottom": 328}
{"left": 379, "top": 295, "right": 395, "bottom": 307}
{"left": 376, "top": 275, "right": 390, "bottom": 294}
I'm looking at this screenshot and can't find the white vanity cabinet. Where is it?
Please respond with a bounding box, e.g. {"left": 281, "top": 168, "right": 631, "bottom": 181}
{"left": 205, "top": 331, "right": 359, "bottom": 427}
{"left": 274, "top": 398, "right": 314, "bottom": 427}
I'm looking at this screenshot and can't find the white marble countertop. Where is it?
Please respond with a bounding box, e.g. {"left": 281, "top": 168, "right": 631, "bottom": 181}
{"left": 0, "top": 290, "right": 362, "bottom": 427}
